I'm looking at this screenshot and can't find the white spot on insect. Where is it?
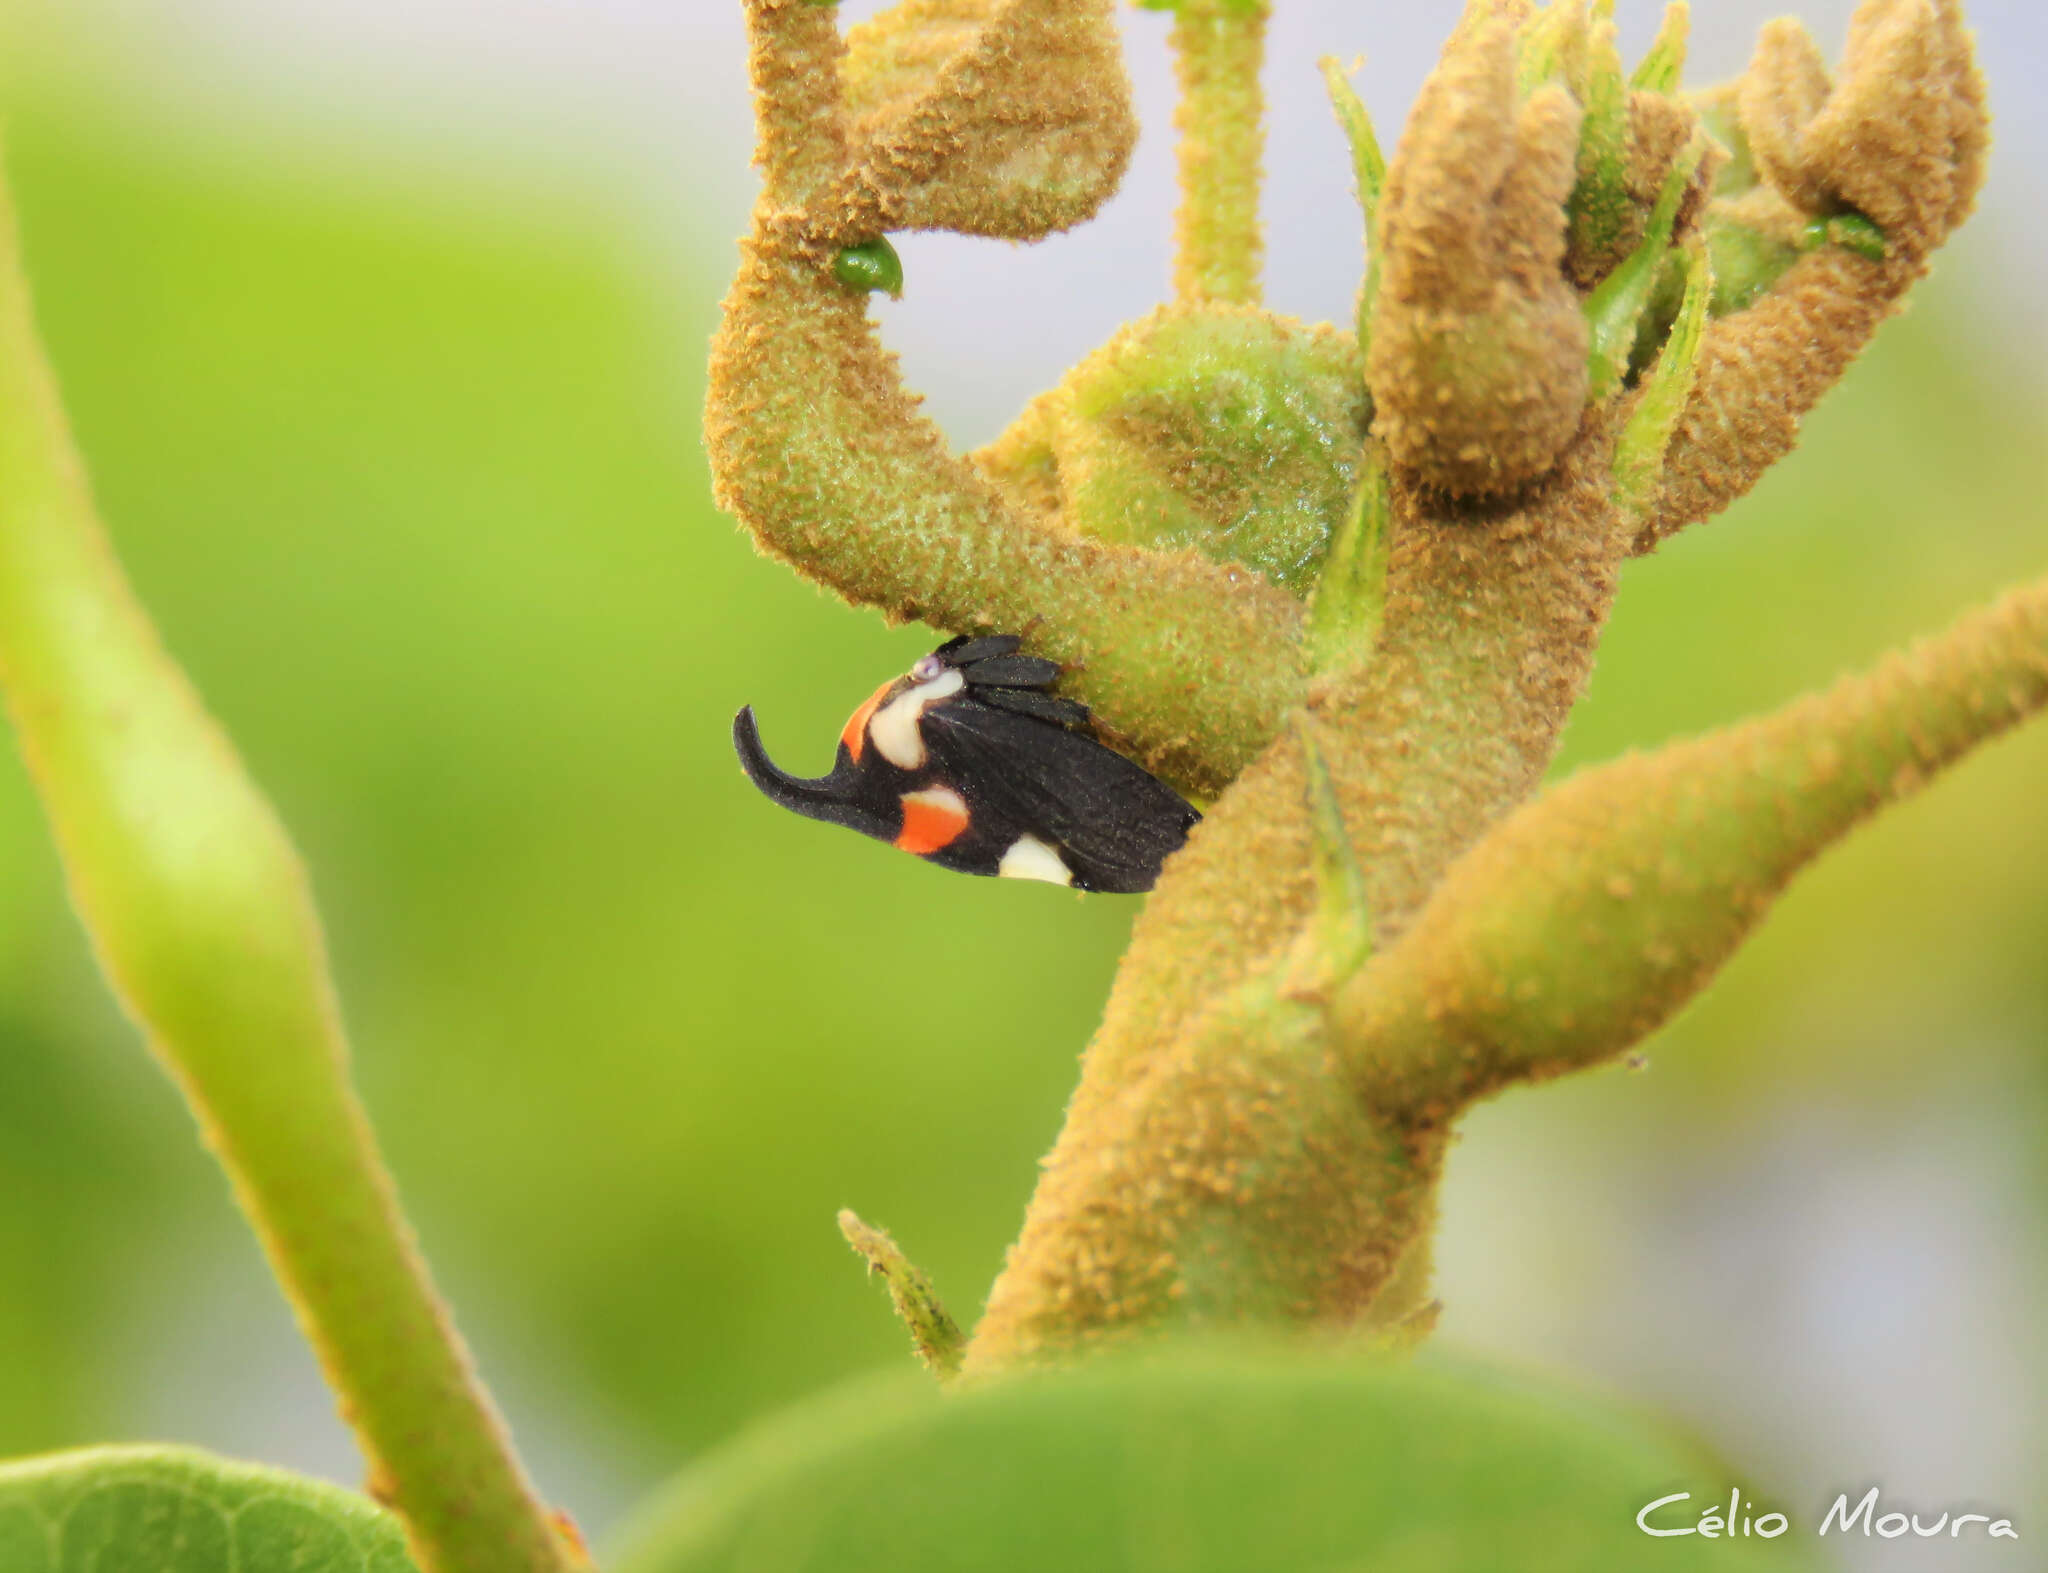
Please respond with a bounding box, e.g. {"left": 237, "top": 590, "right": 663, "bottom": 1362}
{"left": 869, "top": 667, "right": 963, "bottom": 770}
{"left": 998, "top": 834, "right": 1074, "bottom": 887}
{"left": 902, "top": 785, "right": 967, "bottom": 815}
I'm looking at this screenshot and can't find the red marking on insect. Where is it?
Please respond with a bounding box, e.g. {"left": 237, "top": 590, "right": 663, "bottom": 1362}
{"left": 839, "top": 680, "right": 892, "bottom": 763}
{"left": 893, "top": 790, "right": 970, "bottom": 855}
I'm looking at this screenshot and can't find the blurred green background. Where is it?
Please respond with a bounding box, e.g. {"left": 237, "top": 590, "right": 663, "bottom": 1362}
{"left": 0, "top": 2, "right": 2041, "bottom": 1564}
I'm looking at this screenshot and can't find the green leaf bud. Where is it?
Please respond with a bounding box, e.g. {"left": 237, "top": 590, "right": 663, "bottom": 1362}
{"left": 831, "top": 237, "right": 904, "bottom": 298}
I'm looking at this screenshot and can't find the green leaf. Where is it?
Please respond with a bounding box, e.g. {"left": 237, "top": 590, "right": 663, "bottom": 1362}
{"left": 1799, "top": 211, "right": 1887, "bottom": 262}
{"left": 608, "top": 1345, "right": 1823, "bottom": 1573}
{"left": 1565, "top": 10, "right": 1631, "bottom": 274}
{"left": 1614, "top": 237, "right": 1712, "bottom": 516}
{"left": 1318, "top": 56, "right": 1386, "bottom": 353}
{"left": 1629, "top": 2, "right": 1689, "bottom": 94}
{"left": 1281, "top": 720, "right": 1374, "bottom": 994}
{"left": 1303, "top": 450, "right": 1391, "bottom": 671}
{"left": 0, "top": 1446, "right": 420, "bottom": 1573}
{"left": 1583, "top": 138, "right": 1704, "bottom": 401}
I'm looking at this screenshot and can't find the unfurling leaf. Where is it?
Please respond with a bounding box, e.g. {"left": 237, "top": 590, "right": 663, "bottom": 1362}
{"left": 1642, "top": 0, "right": 1987, "bottom": 542}
{"left": 1613, "top": 237, "right": 1712, "bottom": 515}
{"left": 1630, "top": 2, "right": 1689, "bottom": 93}
{"left": 1319, "top": 56, "right": 1386, "bottom": 352}
{"left": 991, "top": 305, "right": 1368, "bottom": 597}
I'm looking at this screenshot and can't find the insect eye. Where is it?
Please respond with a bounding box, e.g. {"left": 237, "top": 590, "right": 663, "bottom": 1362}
{"left": 910, "top": 655, "right": 945, "bottom": 682}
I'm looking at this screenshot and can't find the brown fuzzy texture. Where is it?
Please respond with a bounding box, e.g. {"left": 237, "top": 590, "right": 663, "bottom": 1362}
{"left": 709, "top": 237, "right": 1302, "bottom": 791}
{"left": 1741, "top": 18, "right": 1837, "bottom": 215}
{"left": 996, "top": 421, "right": 1628, "bottom": 1266}
{"left": 1619, "top": 92, "right": 1704, "bottom": 261}
{"left": 721, "top": 0, "right": 2006, "bottom": 1378}
{"left": 964, "top": 0, "right": 1991, "bottom": 1368}
{"left": 747, "top": 0, "right": 852, "bottom": 209}
{"left": 1565, "top": 90, "right": 1701, "bottom": 290}
{"left": 967, "top": 976, "right": 1449, "bottom": 1370}
{"left": 1640, "top": 0, "right": 1986, "bottom": 547}
{"left": 716, "top": 0, "right": 1301, "bottom": 791}
{"left": 1368, "top": 24, "right": 1589, "bottom": 495}
{"left": 1642, "top": 249, "right": 1901, "bottom": 547}
{"left": 971, "top": 386, "right": 1067, "bottom": 526}
{"left": 834, "top": 0, "right": 1136, "bottom": 241}
{"left": 969, "top": 563, "right": 2046, "bottom": 1370}
{"left": 1343, "top": 578, "right": 2048, "bottom": 1118}
{"left": 1751, "top": 0, "right": 1986, "bottom": 249}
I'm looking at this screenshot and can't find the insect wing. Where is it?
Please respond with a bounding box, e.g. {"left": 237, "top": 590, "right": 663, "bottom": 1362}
{"left": 970, "top": 686, "right": 1092, "bottom": 728}
{"left": 935, "top": 634, "right": 1023, "bottom": 667}
{"left": 958, "top": 654, "right": 1062, "bottom": 690}
{"left": 917, "top": 696, "right": 1198, "bottom": 893}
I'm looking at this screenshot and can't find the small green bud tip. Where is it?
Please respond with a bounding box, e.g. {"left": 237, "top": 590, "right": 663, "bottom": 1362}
{"left": 1800, "top": 212, "right": 1886, "bottom": 262}
{"left": 832, "top": 238, "right": 904, "bottom": 298}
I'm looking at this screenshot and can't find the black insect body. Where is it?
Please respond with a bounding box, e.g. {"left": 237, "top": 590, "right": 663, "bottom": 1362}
{"left": 733, "top": 635, "right": 1201, "bottom": 893}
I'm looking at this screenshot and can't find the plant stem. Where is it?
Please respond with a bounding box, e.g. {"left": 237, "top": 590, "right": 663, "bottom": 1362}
{"left": 746, "top": 0, "right": 849, "bottom": 210}
{"left": 710, "top": 236, "right": 1304, "bottom": 795}
{"left": 1171, "top": 0, "right": 1268, "bottom": 306}
{"left": 0, "top": 165, "right": 575, "bottom": 1573}
{"left": 1343, "top": 576, "right": 2048, "bottom": 1116}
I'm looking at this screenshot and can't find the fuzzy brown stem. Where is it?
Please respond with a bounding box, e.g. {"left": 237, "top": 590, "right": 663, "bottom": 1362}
{"left": 1065, "top": 425, "right": 1629, "bottom": 1132}
{"left": 968, "top": 428, "right": 1634, "bottom": 1367}
{"left": 707, "top": 231, "right": 1303, "bottom": 792}
{"left": 1639, "top": 248, "right": 1917, "bottom": 547}
{"left": 1343, "top": 576, "right": 2048, "bottom": 1116}
{"left": 746, "top": 0, "right": 851, "bottom": 211}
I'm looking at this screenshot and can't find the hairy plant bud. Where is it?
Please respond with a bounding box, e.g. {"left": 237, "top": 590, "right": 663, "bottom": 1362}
{"left": 834, "top": 0, "right": 1137, "bottom": 240}
{"left": 1367, "top": 21, "right": 1588, "bottom": 496}
{"left": 1739, "top": 0, "right": 1985, "bottom": 259}
{"left": 1642, "top": 0, "right": 1987, "bottom": 542}
{"left": 1741, "top": 18, "right": 1838, "bottom": 215}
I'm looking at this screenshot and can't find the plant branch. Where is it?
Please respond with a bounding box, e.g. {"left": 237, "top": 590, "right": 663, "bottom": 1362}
{"left": 1342, "top": 575, "right": 2048, "bottom": 1117}
{"left": 746, "top": 0, "right": 849, "bottom": 211}
{"left": 0, "top": 164, "right": 574, "bottom": 1573}
{"left": 1061, "top": 423, "right": 1630, "bottom": 1139}
{"left": 709, "top": 241, "right": 1303, "bottom": 792}
{"left": 967, "top": 574, "right": 2048, "bottom": 1369}
{"left": 1637, "top": 0, "right": 1985, "bottom": 547}
{"left": 715, "top": 0, "right": 1301, "bottom": 792}
{"left": 1170, "top": 0, "right": 1268, "bottom": 306}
